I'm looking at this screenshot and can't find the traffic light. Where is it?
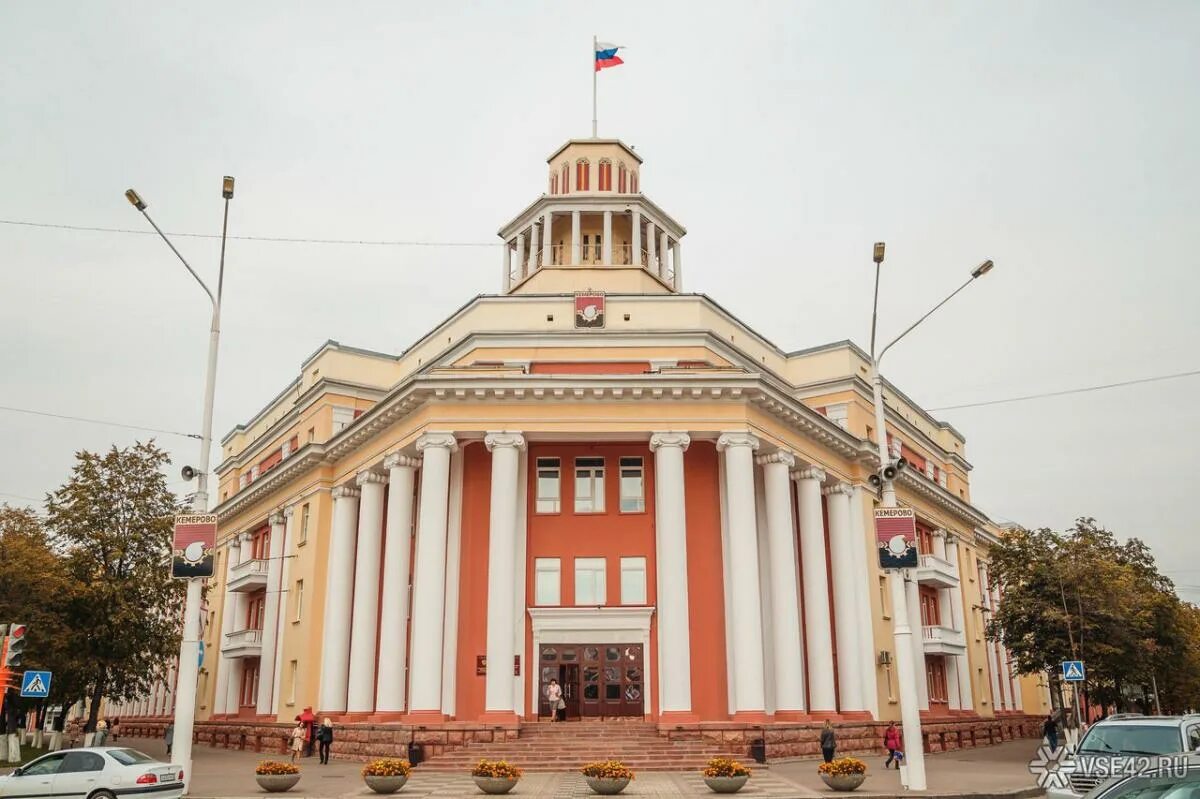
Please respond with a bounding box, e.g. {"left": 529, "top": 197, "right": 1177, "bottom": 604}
{"left": 3, "top": 623, "right": 27, "bottom": 669}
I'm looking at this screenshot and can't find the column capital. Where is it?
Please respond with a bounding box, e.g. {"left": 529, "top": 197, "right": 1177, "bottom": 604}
{"left": 332, "top": 485, "right": 361, "bottom": 500}
{"left": 484, "top": 431, "right": 527, "bottom": 451}
{"left": 755, "top": 450, "right": 795, "bottom": 468}
{"left": 227, "top": 536, "right": 242, "bottom": 550}
{"left": 356, "top": 470, "right": 389, "bottom": 487}
{"left": 383, "top": 452, "right": 421, "bottom": 470}
{"left": 238, "top": 531, "right": 254, "bottom": 543}
{"left": 416, "top": 432, "right": 458, "bottom": 453}
{"left": 716, "top": 432, "right": 760, "bottom": 452}
{"left": 822, "top": 483, "right": 855, "bottom": 498}
{"left": 269, "top": 511, "right": 286, "bottom": 527}
{"left": 791, "top": 466, "right": 826, "bottom": 483}
{"left": 283, "top": 506, "right": 295, "bottom": 519}
{"left": 932, "top": 527, "right": 948, "bottom": 539}
{"left": 649, "top": 432, "right": 691, "bottom": 451}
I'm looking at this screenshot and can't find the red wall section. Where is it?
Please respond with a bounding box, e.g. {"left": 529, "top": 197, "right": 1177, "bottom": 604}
{"left": 682, "top": 441, "right": 730, "bottom": 721}
{"left": 455, "top": 442, "right": 492, "bottom": 721}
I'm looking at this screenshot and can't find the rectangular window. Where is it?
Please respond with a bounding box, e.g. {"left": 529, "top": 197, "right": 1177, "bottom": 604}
{"left": 287, "top": 660, "right": 298, "bottom": 705}
{"left": 536, "top": 457, "right": 561, "bottom": 513}
{"left": 574, "top": 457, "right": 605, "bottom": 513}
{"left": 534, "top": 558, "right": 561, "bottom": 605}
{"left": 293, "top": 579, "right": 304, "bottom": 622}
{"left": 619, "top": 457, "right": 645, "bottom": 512}
{"left": 299, "top": 503, "right": 310, "bottom": 545}
{"left": 307, "top": 427, "right": 315, "bottom": 443}
{"left": 620, "top": 557, "right": 647, "bottom": 605}
{"left": 879, "top": 575, "right": 891, "bottom": 618}
{"left": 574, "top": 557, "right": 606, "bottom": 605}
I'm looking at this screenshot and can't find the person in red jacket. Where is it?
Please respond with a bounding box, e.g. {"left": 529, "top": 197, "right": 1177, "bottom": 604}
{"left": 883, "top": 722, "right": 905, "bottom": 769}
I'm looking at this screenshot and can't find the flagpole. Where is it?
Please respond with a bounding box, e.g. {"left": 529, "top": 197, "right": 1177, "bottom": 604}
{"left": 592, "top": 34, "right": 598, "bottom": 137}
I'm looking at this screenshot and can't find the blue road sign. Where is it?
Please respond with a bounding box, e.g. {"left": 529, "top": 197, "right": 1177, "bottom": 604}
{"left": 1062, "top": 660, "right": 1086, "bottom": 682}
{"left": 198, "top": 640, "right": 205, "bottom": 668}
{"left": 20, "top": 670, "right": 52, "bottom": 698}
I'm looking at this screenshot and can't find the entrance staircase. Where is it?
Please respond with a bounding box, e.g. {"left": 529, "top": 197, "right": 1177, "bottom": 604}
{"left": 418, "top": 720, "right": 748, "bottom": 772}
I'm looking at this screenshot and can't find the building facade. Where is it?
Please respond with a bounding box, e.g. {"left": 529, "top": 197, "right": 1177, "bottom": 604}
{"left": 114, "top": 138, "right": 1047, "bottom": 742}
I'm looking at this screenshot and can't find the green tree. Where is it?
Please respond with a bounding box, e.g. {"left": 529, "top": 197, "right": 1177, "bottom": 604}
{"left": 44, "top": 442, "right": 184, "bottom": 732}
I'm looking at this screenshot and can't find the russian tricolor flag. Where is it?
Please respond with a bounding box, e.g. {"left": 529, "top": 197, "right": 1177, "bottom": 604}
{"left": 595, "top": 42, "right": 624, "bottom": 72}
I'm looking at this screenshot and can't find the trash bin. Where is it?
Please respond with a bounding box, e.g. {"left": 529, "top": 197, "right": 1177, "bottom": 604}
{"left": 749, "top": 737, "right": 766, "bottom": 764}
{"left": 407, "top": 741, "right": 424, "bottom": 766}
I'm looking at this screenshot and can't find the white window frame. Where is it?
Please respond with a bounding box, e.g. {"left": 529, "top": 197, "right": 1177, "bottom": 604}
{"left": 299, "top": 503, "right": 310, "bottom": 545}
{"left": 574, "top": 557, "right": 607, "bottom": 605}
{"left": 535, "top": 457, "right": 561, "bottom": 513}
{"left": 287, "top": 660, "right": 298, "bottom": 706}
{"left": 574, "top": 457, "right": 606, "bottom": 514}
{"left": 618, "top": 457, "right": 645, "bottom": 513}
{"left": 331, "top": 406, "right": 355, "bottom": 434}
{"left": 620, "top": 556, "right": 647, "bottom": 605}
{"left": 534, "top": 558, "right": 561, "bottom": 606}
{"left": 293, "top": 579, "right": 304, "bottom": 622}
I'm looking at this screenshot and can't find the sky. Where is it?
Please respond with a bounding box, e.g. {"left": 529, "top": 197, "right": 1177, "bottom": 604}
{"left": 2, "top": 2, "right": 1198, "bottom": 601}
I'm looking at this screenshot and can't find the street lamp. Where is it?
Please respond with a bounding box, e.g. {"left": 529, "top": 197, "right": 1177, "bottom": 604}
{"left": 868, "top": 245, "right": 993, "bottom": 791}
{"left": 126, "top": 177, "right": 234, "bottom": 792}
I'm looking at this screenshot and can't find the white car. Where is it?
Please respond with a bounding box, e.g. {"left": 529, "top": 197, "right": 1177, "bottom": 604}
{"left": 0, "top": 747, "right": 184, "bottom": 799}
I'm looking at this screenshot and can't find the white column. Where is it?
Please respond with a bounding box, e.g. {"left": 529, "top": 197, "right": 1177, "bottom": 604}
{"left": 483, "top": 432, "right": 525, "bottom": 715}
{"left": 346, "top": 471, "right": 388, "bottom": 713}
{"left": 631, "top": 209, "right": 642, "bottom": 266}
{"left": 317, "top": 485, "right": 360, "bottom": 713}
{"left": 270, "top": 508, "right": 294, "bottom": 715}
{"left": 651, "top": 432, "right": 694, "bottom": 715}
{"left": 224, "top": 532, "right": 251, "bottom": 714}
{"left": 931, "top": 529, "right": 959, "bottom": 709}
{"left": 526, "top": 224, "right": 539, "bottom": 277}
{"left": 757, "top": 451, "right": 805, "bottom": 714}
{"left": 994, "top": 586, "right": 1013, "bottom": 711}
{"left": 905, "top": 575, "right": 930, "bottom": 709}
{"left": 717, "top": 432, "right": 766, "bottom": 715}
{"left": 571, "top": 211, "right": 582, "bottom": 265}
{"left": 255, "top": 512, "right": 286, "bottom": 715}
{"left": 673, "top": 239, "right": 683, "bottom": 290}
{"left": 659, "top": 230, "right": 668, "bottom": 279}
{"left": 602, "top": 210, "right": 613, "bottom": 264}
{"left": 946, "top": 535, "right": 973, "bottom": 711}
{"left": 515, "top": 232, "right": 525, "bottom": 275}
{"left": 793, "top": 467, "right": 837, "bottom": 712}
{"left": 541, "top": 211, "right": 552, "bottom": 267}
{"left": 407, "top": 432, "right": 458, "bottom": 715}
{"left": 213, "top": 537, "right": 241, "bottom": 715}
{"left": 825, "top": 483, "right": 865, "bottom": 712}
{"left": 647, "top": 221, "right": 657, "bottom": 275}
{"left": 849, "top": 486, "right": 881, "bottom": 718}
{"left": 980, "top": 563, "right": 1003, "bottom": 712}
{"left": 502, "top": 242, "right": 512, "bottom": 292}
{"left": 377, "top": 453, "right": 420, "bottom": 713}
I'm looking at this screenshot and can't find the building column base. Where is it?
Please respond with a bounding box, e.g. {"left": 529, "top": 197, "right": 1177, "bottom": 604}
{"left": 657, "top": 711, "right": 701, "bottom": 725}
{"left": 730, "top": 711, "right": 771, "bottom": 723}
{"left": 479, "top": 711, "right": 521, "bottom": 728}
{"left": 403, "top": 710, "right": 450, "bottom": 724}
{"left": 770, "top": 710, "right": 813, "bottom": 722}
{"left": 367, "top": 712, "right": 408, "bottom": 723}
{"left": 836, "top": 710, "right": 874, "bottom": 721}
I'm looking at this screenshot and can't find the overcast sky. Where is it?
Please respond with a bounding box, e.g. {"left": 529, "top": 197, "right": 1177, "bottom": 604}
{"left": 2, "top": 2, "right": 1197, "bottom": 600}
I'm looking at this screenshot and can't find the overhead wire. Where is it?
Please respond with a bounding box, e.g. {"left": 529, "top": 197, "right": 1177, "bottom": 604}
{"left": 0, "top": 404, "right": 200, "bottom": 439}
{"left": 929, "top": 369, "right": 1200, "bottom": 412}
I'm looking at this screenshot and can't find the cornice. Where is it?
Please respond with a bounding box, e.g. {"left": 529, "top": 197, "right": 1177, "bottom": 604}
{"left": 893, "top": 467, "right": 990, "bottom": 529}
{"left": 498, "top": 194, "right": 686, "bottom": 240}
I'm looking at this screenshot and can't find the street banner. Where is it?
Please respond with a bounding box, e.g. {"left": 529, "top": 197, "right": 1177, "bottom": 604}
{"left": 172, "top": 513, "right": 217, "bottom": 578}
{"left": 875, "top": 507, "right": 918, "bottom": 569}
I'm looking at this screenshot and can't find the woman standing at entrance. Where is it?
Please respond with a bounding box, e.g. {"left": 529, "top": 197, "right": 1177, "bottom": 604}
{"left": 546, "top": 678, "right": 565, "bottom": 722}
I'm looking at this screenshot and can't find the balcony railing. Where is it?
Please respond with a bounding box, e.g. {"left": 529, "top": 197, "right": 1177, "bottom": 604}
{"left": 922, "top": 624, "right": 966, "bottom": 653}
{"left": 221, "top": 627, "right": 263, "bottom": 658}
{"left": 227, "top": 558, "right": 268, "bottom": 592}
{"left": 916, "top": 553, "right": 959, "bottom": 588}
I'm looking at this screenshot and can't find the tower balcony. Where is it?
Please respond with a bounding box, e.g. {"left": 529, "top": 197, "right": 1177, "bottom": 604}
{"left": 221, "top": 628, "right": 263, "bottom": 659}
{"left": 227, "top": 558, "right": 268, "bottom": 592}
{"left": 922, "top": 624, "right": 967, "bottom": 656}
{"left": 916, "top": 553, "right": 959, "bottom": 588}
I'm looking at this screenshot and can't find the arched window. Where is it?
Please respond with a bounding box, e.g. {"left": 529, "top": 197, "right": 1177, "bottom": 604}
{"left": 598, "top": 159, "right": 612, "bottom": 191}
{"left": 618, "top": 162, "right": 627, "bottom": 193}
{"left": 550, "top": 174, "right": 558, "bottom": 195}
{"left": 629, "top": 171, "right": 638, "bottom": 193}
{"left": 561, "top": 163, "right": 569, "bottom": 193}
{"left": 576, "top": 159, "right": 590, "bottom": 191}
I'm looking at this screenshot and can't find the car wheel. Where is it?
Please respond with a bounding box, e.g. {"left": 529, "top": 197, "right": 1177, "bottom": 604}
{"left": 90, "top": 790, "right": 117, "bottom": 799}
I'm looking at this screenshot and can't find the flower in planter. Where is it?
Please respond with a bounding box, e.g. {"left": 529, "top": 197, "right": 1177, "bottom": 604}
{"left": 701, "top": 757, "right": 751, "bottom": 778}
{"left": 256, "top": 760, "right": 300, "bottom": 776}
{"left": 817, "top": 757, "right": 867, "bottom": 777}
{"left": 362, "top": 759, "right": 413, "bottom": 778}
{"left": 581, "top": 761, "right": 636, "bottom": 780}
{"left": 471, "top": 760, "right": 524, "bottom": 780}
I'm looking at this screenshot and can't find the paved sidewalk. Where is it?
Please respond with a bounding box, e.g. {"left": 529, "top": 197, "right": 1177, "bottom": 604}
{"left": 118, "top": 735, "right": 1042, "bottom": 799}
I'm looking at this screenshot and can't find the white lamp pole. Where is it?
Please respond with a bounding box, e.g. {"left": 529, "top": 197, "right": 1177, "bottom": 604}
{"left": 868, "top": 244, "right": 993, "bottom": 791}
{"left": 126, "top": 178, "right": 234, "bottom": 793}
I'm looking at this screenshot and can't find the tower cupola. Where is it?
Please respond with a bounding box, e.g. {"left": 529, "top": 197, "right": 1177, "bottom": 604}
{"left": 497, "top": 138, "right": 686, "bottom": 295}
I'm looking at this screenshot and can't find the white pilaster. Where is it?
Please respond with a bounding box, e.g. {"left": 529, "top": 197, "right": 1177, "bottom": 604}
{"left": 905, "top": 574, "right": 929, "bottom": 709}
{"left": 651, "top": 432, "right": 694, "bottom": 716}
{"left": 346, "top": 471, "right": 388, "bottom": 713}
{"left": 527, "top": 224, "right": 539, "bottom": 277}
{"left": 270, "top": 507, "right": 294, "bottom": 716}
{"left": 483, "top": 432, "right": 525, "bottom": 715}
{"left": 407, "top": 432, "right": 458, "bottom": 715}
{"left": 571, "top": 211, "right": 582, "bottom": 265}
{"left": 825, "top": 483, "right": 865, "bottom": 712}
{"left": 793, "top": 467, "right": 837, "bottom": 712}
{"left": 503, "top": 242, "right": 512, "bottom": 292}
{"left": 541, "top": 211, "right": 552, "bottom": 267}
{"left": 255, "top": 512, "right": 287, "bottom": 715}
{"left": 980, "top": 563, "right": 1003, "bottom": 712}
{"left": 631, "top": 209, "right": 642, "bottom": 266}
{"left": 717, "top": 432, "right": 766, "bottom": 715}
{"left": 673, "top": 240, "right": 683, "bottom": 290}
{"left": 756, "top": 451, "right": 805, "bottom": 714}
{"left": 602, "top": 210, "right": 613, "bottom": 264}
{"left": 659, "top": 231, "right": 668, "bottom": 279}
{"left": 946, "top": 536, "right": 973, "bottom": 711}
{"left": 849, "top": 486, "right": 881, "bottom": 718}
{"left": 440, "top": 447, "right": 465, "bottom": 716}
{"left": 994, "top": 586, "right": 1013, "bottom": 711}
{"left": 647, "top": 221, "right": 657, "bottom": 275}
{"left": 317, "top": 485, "right": 360, "bottom": 713}
{"left": 516, "top": 232, "right": 525, "bottom": 275}
{"left": 377, "top": 454, "right": 420, "bottom": 713}
{"left": 932, "top": 530, "right": 959, "bottom": 709}
{"left": 213, "top": 537, "right": 241, "bottom": 715}
{"left": 224, "top": 532, "right": 252, "bottom": 714}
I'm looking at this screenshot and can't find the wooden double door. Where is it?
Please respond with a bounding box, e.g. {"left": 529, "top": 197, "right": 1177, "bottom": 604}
{"left": 538, "top": 643, "right": 644, "bottom": 719}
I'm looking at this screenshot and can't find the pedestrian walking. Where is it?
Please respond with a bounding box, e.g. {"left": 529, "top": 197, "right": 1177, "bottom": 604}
{"left": 289, "top": 718, "right": 306, "bottom": 764}
{"left": 546, "top": 679, "right": 565, "bottom": 722}
{"left": 1063, "top": 705, "right": 1081, "bottom": 751}
{"left": 94, "top": 719, "right": 108, "bottom": 746}
{"left": 110, "top": 718, "right": 120, "bottom": 742}
{"left": 164, "top": 722, "right": 174, "bottom": 757}
{"left": 820, "top": 720, "right": 837, "bottom": 763}
{"left": 883, "top": 721, "right": 905, "bottom": 769}
{"left": 1043, "top": 714, "right": 1060, "bottom": 751}
{"left": 317, "top": 719, "right": 334, "bottom": 765}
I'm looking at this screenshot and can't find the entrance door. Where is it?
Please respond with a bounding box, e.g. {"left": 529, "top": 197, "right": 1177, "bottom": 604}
{"left": 560, "top": 663, "right": 580, "bottom": 719}
{"left": 539, "top": 644, "right": 644, "bottom": 718}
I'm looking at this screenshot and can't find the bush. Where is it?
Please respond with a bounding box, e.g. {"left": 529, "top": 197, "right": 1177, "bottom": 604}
{"left": 255, "top": 761, "right": 300, "bottom": 776}
{"left": 818, "top": 757, "right": 867, "bottom": 776}
{"left": 702, "top": 757, "right": 751, "bottom": 778}
{"left": 471, "top": 760, "right": 523, "bottom": 780}
{"left": 581, "top": 761, "right": 635, "bottom": 780}
{"left": 362, "top": 758, "right": 412, "bottom": 778}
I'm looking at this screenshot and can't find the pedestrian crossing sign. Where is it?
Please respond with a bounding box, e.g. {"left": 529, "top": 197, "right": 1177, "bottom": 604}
{"left": 20, "top": 670, "right": 52, "bottom": 698}
{"left": 1062, "top": 660, "right": 1085, "bottom": 682}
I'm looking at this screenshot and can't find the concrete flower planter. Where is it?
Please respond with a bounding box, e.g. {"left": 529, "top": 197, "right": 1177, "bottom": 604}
{"left": 820, "top": 773, "right": 865, "bottom": 791}
{"left": 255, "top": 773, "right": 301, "bottom": 792}
{"left": 704, "top": 775, "right": 749, "bottom": 793}
{"left": 473, "top": 776, "right": 519, "bottom": 794}
{"left": 586, "top": 777, "right": 631, "bottom": 795}
{"left": 365, "top": 775, "right": 408, "bottom": 794}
